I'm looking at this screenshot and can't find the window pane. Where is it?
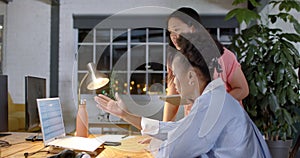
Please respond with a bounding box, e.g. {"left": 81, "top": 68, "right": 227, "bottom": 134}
{"left": 113, "top": 45, "right": 127, "bottom": 71}
{"left": 110, "top": 73, "right": 128, "bottom": 95}
{"left": 78, "top": 29, "right": 93, "bottom": 43}
{"left": 149, "top": 28, "right": 163, "bottom": 42}
{"left": 130, "top": 73, "right": 146, "bottom": 95}
{"left": 113, "top": 29, "right": 127, "bottom": 43}
{"left": 96, "top": 29, "right": 110, "bottom": 43}
{"left": 131, "top": 28, "right": 146, "bottom": 43}
{"left": 149, "top": 45, "right": 164, "bottom": 70}
{"left": 131, "top": 45, "right": 146, "bottom": 71}
{"left": 96, "top": 45, "right": 110, "bottom": 71}
{"left": 220, "top": 28, "right": 236, "bottom": 42}
{"left": 78, "top": 45, "right": 93, "bottom": 70}
{"left": 207, "top": 28, "right": 217, "bottom": 39}
{"left": 148, "top": 73, "right": 164, "bottom": 95}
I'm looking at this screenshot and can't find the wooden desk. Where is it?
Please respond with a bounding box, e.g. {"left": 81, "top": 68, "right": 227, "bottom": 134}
{"left": 0, "top": 132, "right": 153, "bottom": 158}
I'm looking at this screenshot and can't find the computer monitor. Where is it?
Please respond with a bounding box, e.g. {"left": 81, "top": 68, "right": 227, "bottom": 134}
{"left": 25, "top": 76, "right": 46, "bottom": 132}
{"left": 0, "top": 75, "right": 8, "bottom": 132}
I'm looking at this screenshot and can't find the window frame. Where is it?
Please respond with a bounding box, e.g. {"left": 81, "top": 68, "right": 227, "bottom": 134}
{"left": 73, "top": 14, "right": 239, "bottom": 97}
{"left": 76, "top": 27, "right": 168, "bottom": 96}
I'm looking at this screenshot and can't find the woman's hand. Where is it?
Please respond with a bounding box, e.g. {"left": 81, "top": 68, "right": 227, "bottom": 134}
{"left": 94, "top": 93, "right": 143, "bottom": 130}
{"left": 138, "top": 137, "right": 152, "bottom": 144}
{"left": 94, "top": 93, "right": 127, "bottom": 119}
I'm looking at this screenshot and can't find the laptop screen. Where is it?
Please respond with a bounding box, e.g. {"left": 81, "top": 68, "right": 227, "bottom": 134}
{"left": 37, "top": 98, "right": 66, "bottom": 145}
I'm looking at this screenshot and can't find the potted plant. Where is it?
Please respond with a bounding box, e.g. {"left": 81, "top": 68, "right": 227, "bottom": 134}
{"left": 225, "top": 0, "right": 300, "bottom": 157}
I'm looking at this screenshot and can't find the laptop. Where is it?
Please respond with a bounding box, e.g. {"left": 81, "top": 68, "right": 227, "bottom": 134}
{"left": 37, "top": 98, "right": 104, "bottom": 152}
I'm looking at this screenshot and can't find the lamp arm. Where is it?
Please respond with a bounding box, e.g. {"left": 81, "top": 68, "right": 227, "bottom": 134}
{"left": 78, "top": 73, "right": 89, "bottom": 105}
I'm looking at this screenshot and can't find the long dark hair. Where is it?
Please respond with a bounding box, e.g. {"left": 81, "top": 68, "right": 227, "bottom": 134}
{"left": 167, "top": 7, "right": 224, "bottom": 55}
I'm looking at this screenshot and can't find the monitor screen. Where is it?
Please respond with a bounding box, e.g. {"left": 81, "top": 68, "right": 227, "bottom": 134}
{"left": 0, "top": 75, "right": 8, "bottom": 132}
{"left": 25, "top": 76, "right": 46, "bottom": 132}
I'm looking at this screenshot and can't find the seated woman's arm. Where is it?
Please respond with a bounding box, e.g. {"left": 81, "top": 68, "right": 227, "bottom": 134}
{"left": 94, "top": 93, "right": 179, "bottom": 141}
{"left": 94, "top": 93, "right": 142, "bottom": 130}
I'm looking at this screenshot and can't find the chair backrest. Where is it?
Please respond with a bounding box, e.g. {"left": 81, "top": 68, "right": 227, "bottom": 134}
{"left": 8, "top": 93, "right": 16, "bottom": 114}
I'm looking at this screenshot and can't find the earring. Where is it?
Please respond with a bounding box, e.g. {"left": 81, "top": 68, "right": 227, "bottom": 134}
{"left": 190, "top": 81, "right": 194, "bottom": 86}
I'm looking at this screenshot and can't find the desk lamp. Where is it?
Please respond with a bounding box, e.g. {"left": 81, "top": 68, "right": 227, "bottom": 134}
{"left": 76, "top": 62, "right": 109, "bottom": 137}
{"left": 78, "top": 62, "right": 109, "bottom": 104}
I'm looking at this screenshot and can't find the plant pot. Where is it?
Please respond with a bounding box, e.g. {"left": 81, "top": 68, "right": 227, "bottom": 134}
{"left": 266, "top": 140, "right": 293, "bottom": 158}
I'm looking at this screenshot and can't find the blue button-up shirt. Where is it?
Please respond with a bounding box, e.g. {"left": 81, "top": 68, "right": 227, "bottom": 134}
{"left": 141, "top": 78, "right": 271, "bottom": 158}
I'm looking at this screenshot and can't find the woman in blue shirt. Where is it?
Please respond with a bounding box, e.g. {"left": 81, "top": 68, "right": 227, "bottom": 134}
{"left": 94, "top": 31, "right": 271, "bottom": 158}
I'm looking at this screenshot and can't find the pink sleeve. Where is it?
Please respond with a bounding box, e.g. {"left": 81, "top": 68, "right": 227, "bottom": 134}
{"left": 217, "top": 48, "right": 240, "bottom": 91}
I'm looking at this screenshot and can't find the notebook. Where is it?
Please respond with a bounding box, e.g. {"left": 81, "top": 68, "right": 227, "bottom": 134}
{"left": 36, "top": 98, "right": 104, "bottom": 152}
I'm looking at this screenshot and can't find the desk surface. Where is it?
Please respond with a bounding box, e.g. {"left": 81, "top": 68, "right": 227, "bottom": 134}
{"left": 0, "top": 132, "right": 153, "bottom": 158}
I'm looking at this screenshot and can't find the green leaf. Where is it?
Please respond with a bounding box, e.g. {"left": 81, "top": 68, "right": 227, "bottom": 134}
{"left": 275, "top": 65, "right": 285, "bottom": 84}
{"left": 225, "top": 8, "right": 260, "bottom": 25}
{"left": 232, "top": 0, "right": 248, "bottom": 6}
{"left": 287, "top": 87, "right": 296, "bottom": 104}
{"left": 280, "top": 39, "right": 299, "bottom": 56}
{"left": 249, "top": 79, "right": 258, "bottom": 96}
{"left": 279, "top": 89, "right": 287, "bottom": 105}
{"left": 292, "top": 0, "right": 300, "bottom": 12}
{"left": 225, "top": 8, "right": 239, "bottom": 21}
{"left": 256, "top": 77, "right": 267, "bottom": 94}
{"left": 278, "top": 0, "right": 300, "bottom": 12}
{"left": 292, "top": 18, "right": 300, "bottom": 34}
{"left": 280, "top": 1, "right": 292, "bottom": 12}
{"left": 248, "top": 0, "right": 261, "bottom": 7}
{"left": 245, "top": 46, "right": 255, "bottom": 64}
{"left": 282, "top": 46, "right": 295, "bottom": 66}
{"left": 279, "top": 13, "right": 289, "bottom": 22}
{"left": 269, "top": 93, "right": 280, "bottom": 113}
{"left": 258, "top": 66, "right": 265, "bottom": 76}
{"left": 242, "top": 25, "right": 260, "bottom": 39}
{"left": 273, "top": 45, "right": 281, "bottom": 63}
{"left": 282, "top": 109, "right": 293, "bottom": 125}
{"left": 269, "top": 1, "right": 280, "bottom": 8}
{"left": 286, "top": 67, "right": 299, "bottom": 88}
{"left": 246, "top": 104, "right": 257, "bottom": 117}
{"left": 280, "top": 33, "right": 300, "bottom": 42}
{"left": 282, "top": 78, "right": 290, "bottom": 89}
{"left": 280, "top": 53, "right": 287, "bottom": 66}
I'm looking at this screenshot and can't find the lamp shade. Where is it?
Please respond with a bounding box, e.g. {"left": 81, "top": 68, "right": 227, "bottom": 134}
{"left": 86, "top": 62, "right": 109, "bottom": 90}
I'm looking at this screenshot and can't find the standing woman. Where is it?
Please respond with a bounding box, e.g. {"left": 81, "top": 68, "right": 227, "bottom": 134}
{"left": 164, "top": 7, "right": 249, "bottom": 121}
